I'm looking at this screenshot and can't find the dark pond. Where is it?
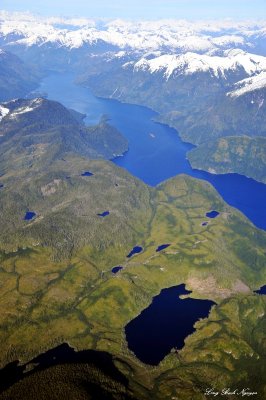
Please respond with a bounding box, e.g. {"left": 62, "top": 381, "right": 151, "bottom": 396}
{"left": 125, "top": 284, "right": 215, "bottom": 365}
{"left": 127, "top": 246, "right": 143, "bottom": 258}
{"left": 97, "top": 211, "right": 110, "bottom": 217}
{"left": 201, "top": 222, "right": 208, "bottom": 226}
{"left": 24, "top": 211, "right": 36, "bottom": 221}
{"left": 206, "top": 210, "right": 220, "bottom": 218}
{"left": 156, "top": 244, "right": 171, "bottom": 252}
{"left": 81, "top": 171, "right": 93, "bottom": 176}
{"left": 0, "top": 184, "right": 3, "bottom": 188}
{"left": 112, "top": 266, "right": 123, "bottom": 274}
{"left": 39, "top": 73, "right": 266, "bottom": 230}
{"left": 0, "top": 343, "right": 128, "bottom": 395}
{"left": 254, "top": 285, "right": 266, "bottom": 295}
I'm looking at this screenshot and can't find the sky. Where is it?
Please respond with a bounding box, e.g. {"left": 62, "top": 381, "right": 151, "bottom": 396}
{"left": 1, "top": 0, "right": 266, "bottom": 20}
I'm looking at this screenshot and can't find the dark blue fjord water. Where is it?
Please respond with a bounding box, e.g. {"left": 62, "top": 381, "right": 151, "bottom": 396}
{"left": 125, "top": 285, "right": 215, "bottom": 365}
{"left": 39, "top": 73, "right": 266, "bottom": 230}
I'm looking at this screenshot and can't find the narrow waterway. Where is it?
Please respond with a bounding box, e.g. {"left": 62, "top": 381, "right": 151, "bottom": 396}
{"left": 39, "top": 72, "right": 266, "bottom": 230}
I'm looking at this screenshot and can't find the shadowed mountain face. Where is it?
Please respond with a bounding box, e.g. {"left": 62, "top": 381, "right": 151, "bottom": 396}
{"left": 0, "top": 49, "right": 39, "bottom": 101}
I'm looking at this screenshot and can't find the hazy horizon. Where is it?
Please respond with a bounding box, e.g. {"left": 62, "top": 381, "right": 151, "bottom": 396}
{"left": 1, "top": 0, "right": 266, "bottom": 21}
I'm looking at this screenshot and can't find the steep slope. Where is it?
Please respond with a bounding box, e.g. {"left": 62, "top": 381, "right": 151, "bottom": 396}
{"left": 0, "top": 49, "right": 38, "bottom": 101}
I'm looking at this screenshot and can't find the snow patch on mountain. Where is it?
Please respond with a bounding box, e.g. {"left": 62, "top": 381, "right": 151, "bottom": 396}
{"left": 0, "top": 105, "right": 10, "bottom": 122}
{"left": 5, "top": 98, "right": 44, "bottom": 120}
{"left": 228, "top": 71, "right": 266, "bottom": 97}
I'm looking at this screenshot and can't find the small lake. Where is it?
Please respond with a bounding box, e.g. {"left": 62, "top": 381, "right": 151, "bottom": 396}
{"left": 206, "top": 210, "right": 220, "bottom": 219}
{"left": 156, "top": 244, "right": 171, "bottom": 252}
{"left": 97, "top": 211, "right": 110, "bottom": 217}
{"left": 127, "top": 246, "right": 143, "bottom": 258}
{"left": 24, "top": 211, "right": 36, "bottom": 221}
{"left": 125, "top": 284, "right": 215, "bottom": 365}
{"left": 39, "top": 73, "right": 266, "bottom": 230}
{"left": 112, "top": 266, "right": 123, "bottom": 274}
{"left": 254, "top": 285, "right": 266, "bottom": 295}
{"left": 81, "top": 171, "right": 93, "bottom": 176}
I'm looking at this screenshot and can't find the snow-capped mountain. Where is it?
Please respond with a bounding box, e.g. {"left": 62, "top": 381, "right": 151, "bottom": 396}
{"left": 0, "top": 11, "right": 266, "bottom": 54}
{"left": 125, "top": 49, "right": 266, "bottom": 79}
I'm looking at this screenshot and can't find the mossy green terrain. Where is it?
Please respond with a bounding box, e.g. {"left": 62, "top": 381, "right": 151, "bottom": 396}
{"left": 1, "top": 168, "right": 266, "bottom": 398}
{"left": 188, "top": 136, "right": 266, "bottom": 184}
{"left": 0, "top": 99, "right": 265, "bottom": 399}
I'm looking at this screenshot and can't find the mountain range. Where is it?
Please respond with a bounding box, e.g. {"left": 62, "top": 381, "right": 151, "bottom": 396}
{"left": 1, "top": 11, "right": 266, "bottom": 54}
{"left": 0, "top": 11, "right": 266, "bottom": 399}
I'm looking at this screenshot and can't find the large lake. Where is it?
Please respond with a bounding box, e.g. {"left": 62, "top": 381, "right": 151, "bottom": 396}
{"left": 125, "top": 285, "right": 215, "bottom": 365}
{"left": 39, "top": 73, "right": 266, "bottom": 230}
